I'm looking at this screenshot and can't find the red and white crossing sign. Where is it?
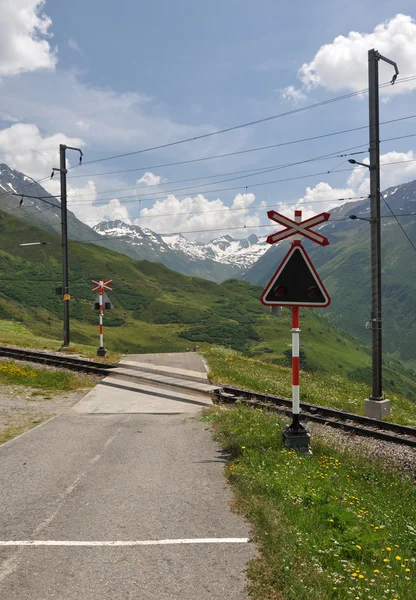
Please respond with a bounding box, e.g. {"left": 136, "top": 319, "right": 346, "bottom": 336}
{"left": 92, "top": 279, "right": 112, "bottom": 292}
{"left": 260, "top": 207, "right": 331, "bottom": 449}
{"left": 260, "top": 244, "right": 330, "bottom": 308}
{"left": 266, "top": 210, "right": 330, "bottom": 246}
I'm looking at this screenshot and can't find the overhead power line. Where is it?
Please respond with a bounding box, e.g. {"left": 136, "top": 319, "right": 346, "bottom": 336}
{"left": 54, "top": 211, "right": 416, "bottom": 240}
{"left": 64, "top": 158, "right": 416, "bottom": 208}
{"left": 69, "top": 75, "right": 416, "bottom": 170}
{"left": 65, "top": 143, "right": 369, "bottom": 200}
{"left": 67, "top": 113, "right": 416, "bottom": 181}
{"left": 16, "top": 130, "right": 416, "bottom": 205}
{"left": 1, "top": 101, "right": 416, "bottom": 204}
{"left": 66, "top": 195, "right": 368, "bottom": 225}
{"left": 1, "top": 76, "right": 416, "bottom": 205}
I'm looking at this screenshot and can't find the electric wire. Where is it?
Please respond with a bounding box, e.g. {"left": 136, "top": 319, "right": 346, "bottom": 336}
{"left": 12, "top": 211, "right": 416, "bottom": 245}
{"left": 68, "top": 75, "right": 416, "bottom": 170}
{"left": 381, "top": 194, "right": 416, "bottom": 253}
{"left": 66, "top": 113, "right": 416, "bottom": 181}
{"left": 63, "top": 143, "right": 370, "bottom": 200}
{"left": 2, "top": 98, "right": 416, "bottom": 203}
{"left": 65, "top": 158, "right": 416, "bottom": 207}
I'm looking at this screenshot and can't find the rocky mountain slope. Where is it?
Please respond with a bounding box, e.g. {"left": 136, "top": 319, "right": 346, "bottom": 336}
{"left": 93, "top": 220, "right": 268, "bottom": 274}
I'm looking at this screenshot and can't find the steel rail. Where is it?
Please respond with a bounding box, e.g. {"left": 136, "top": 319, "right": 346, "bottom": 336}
{"left": 215, "top": 386, "right": 416, "bottom": 448}
{"left": 0, "top": 346, "right": 117, "bottom": 376}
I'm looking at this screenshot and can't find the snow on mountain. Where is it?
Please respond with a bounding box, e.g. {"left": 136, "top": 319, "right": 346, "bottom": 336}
{"left": 161, "top": 232, "right": 269, "bottom": 267}
{"left": 94, "top": 220, "right": 269, "bottom": 269}
{"left": 93, "top": 220, "right": 171, "bottom": 254}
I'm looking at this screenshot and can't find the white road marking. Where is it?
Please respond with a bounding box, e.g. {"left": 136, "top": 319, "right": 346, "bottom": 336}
{"left": 0, "top": 420, "right": 127, "bottom": 585}
{"left": 0, "top": 538, "right": 249, "bottom": 547}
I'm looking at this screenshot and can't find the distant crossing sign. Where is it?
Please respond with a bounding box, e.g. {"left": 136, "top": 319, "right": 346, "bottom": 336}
{"left": 260, "top": 244, "right": 330, "bottom": 307}
{"left": 92, "top": 279, "right": 112, "bottom": 292}
{"left": 266, "top": 210, "right": 330, "bottom": 246}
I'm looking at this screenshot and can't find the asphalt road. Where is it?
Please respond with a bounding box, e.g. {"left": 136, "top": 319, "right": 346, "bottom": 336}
{"left": 0, "top": 359, "right": 254, "bottom": 599}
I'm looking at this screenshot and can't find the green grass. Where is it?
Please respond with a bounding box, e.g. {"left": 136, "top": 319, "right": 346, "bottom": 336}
{"left": 205, "top": 405, "right": 416, "bottom": 600}
{"left": 0, "top": 360, "right": 97, "bottom": 390}
{"left": 0, "top": 320, "right": 120, "bottom": 363}
{"left": 203, "top": 346, "right": 416, "bottom": 425}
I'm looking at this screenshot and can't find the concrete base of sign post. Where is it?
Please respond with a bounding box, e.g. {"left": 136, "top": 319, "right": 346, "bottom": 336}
{"left": 364, "top": 398, "right": 390, "bottom": 420}
{"left": 283, "top": 424, "right": 312, "bottom": 454}
{"left": 97, "top": 346, "right": 106, "bottom": 358}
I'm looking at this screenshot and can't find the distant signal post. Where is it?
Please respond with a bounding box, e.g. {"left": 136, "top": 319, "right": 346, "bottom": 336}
{"left": 92, "top": 279, "right": 113, "bottom": 358}
{"left": 261, "top": 210, "right": 331, "bottom": 453}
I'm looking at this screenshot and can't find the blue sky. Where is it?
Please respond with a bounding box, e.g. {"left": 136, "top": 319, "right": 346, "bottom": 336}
{"left": 1, "top": 1, "right": 416, "bottom": 240}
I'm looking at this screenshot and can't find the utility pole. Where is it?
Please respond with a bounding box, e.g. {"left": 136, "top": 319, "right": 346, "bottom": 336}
{"left": 52, "top": 145, "right": 83, "bottom": 349}
{"left": 365, "top": 49, "right": 398, "bottom": 420}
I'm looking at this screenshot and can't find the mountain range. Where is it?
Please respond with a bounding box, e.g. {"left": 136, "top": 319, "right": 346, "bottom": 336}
{"left": 93, "top": 220, "right": 268, "bottom": 278}
{"left": 1, "top": 161, "right": 415, "bottom": 365}
{"left": 0, "top": 164, "right": 267, "bottom": 282}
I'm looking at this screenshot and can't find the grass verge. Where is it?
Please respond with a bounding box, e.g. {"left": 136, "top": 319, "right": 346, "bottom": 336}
{"left": 0, "top": 320, "right": 120, "bottom": 363}
{"left": 0, "top": 360, "right": 97, "bottom": 390}
{"left": 203, "top": 346, "right": 416, "bottom": 426}
{"left": 205, "top": 405, "right": 416, "bottom": 600}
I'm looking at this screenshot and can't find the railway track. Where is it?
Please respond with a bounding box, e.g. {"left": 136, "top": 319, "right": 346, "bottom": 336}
{"left": 215, "top": 385, "right": 416, "bottom": 448}
{"left": 1, "top": 347, "right": 414, "bottom": 447}
{"left": 0, "top": 346, "right": 117, "bottom": 376}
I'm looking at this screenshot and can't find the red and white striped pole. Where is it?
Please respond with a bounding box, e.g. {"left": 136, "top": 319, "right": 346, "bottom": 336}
{"left": 92, "top": 278, "right": 112, "bottom": 358}
{"left": 291, "top": 210, "right": 302, "bottom": 430}
{"left": 98, "top": 279, "right": 104, "bottom": 354}
{"left": 291, "top": 305, "right": 301, "bottom": 429}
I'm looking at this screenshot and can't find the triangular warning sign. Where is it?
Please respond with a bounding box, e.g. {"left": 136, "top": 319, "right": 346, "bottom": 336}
{"left": 260, "top": 245, "right": 330, "bottom": 307}
{"left": 91, "top": 291, "right": 114, "bottom": 311}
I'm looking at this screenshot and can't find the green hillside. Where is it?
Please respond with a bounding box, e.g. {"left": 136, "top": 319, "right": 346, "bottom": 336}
{"left": 0, "top": 209, "right": 415, "bottom": 401}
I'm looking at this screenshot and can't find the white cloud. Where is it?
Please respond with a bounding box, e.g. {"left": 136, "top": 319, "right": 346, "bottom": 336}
{"left": 67, "top": 181, "right": 132, "bottom": 226}
{"left": 0, "top": 123, "right": 84, "bottom": 183}
{"left": 68, "top": 38, "right": 82, "bottom": 53}
{"left": 137, "top": 172, "right": 161, "bottom": 186}
{"left": 273, "top": 182, "right": 356, "bottom": 222}
{"left": 297, "top": 182, "right": 356, "bottom": 211}
{"left": 138, "top": 192, "right": 260, "bottom": 241}
{"left": 347, "top": 150, "right": 416, "bottom": 195}
{"left": 298, "top": 14, "right": 416, "bottom": 96}
{"left": 280, "top": 85, "right": 306, "bottom": 103}
{"left": 0, "top": 0, "right": 57, "bottom": 76}
{"left": 0, "top": 68, "right": 248, "bottom": 159}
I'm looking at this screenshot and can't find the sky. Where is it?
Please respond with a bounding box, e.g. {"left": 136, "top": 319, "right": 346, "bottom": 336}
{"left": 1, "top": 0, "right": 416, "bottom": 241}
